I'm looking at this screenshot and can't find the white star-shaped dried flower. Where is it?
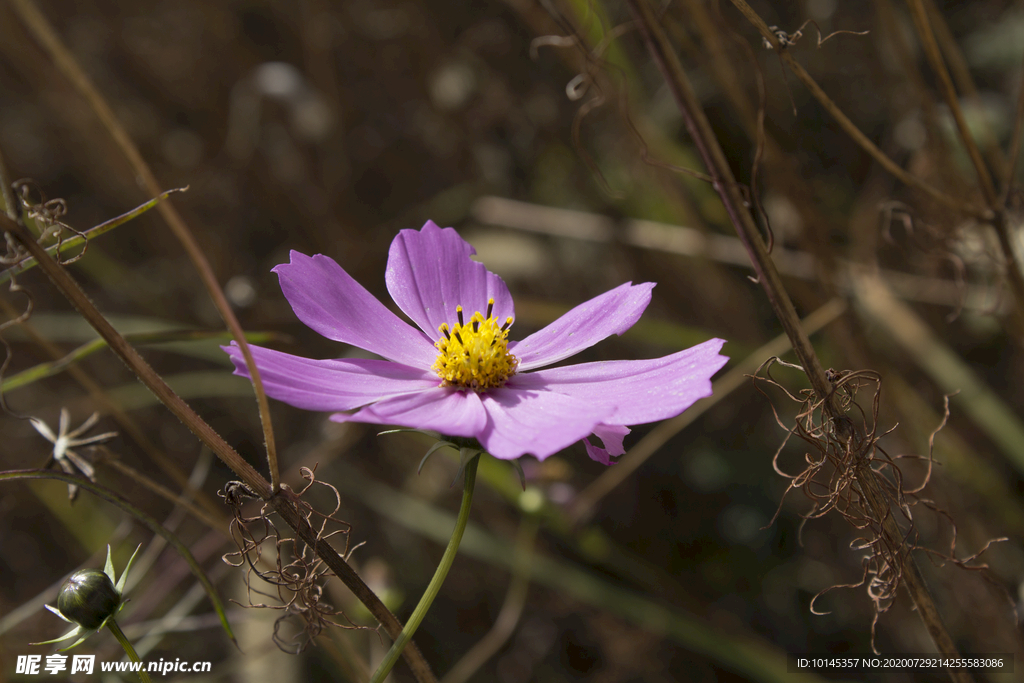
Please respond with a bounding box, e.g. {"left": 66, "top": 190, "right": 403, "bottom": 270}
{"left": 30, "top": 408, "right": 117, "bottom": 500}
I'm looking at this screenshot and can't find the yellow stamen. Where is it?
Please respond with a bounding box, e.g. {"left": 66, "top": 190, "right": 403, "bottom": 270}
{"left": 432, "top": 298, "right": 518, "bottom": 391}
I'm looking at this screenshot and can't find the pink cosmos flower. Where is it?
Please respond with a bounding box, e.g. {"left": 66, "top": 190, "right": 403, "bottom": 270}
{"left": 225, "top": 221, "right": 727, "bottom": 463}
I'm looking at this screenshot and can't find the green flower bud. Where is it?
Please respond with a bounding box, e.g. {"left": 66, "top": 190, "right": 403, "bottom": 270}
{"left": 57, "top": 569, "right": 121, "bottom": 630}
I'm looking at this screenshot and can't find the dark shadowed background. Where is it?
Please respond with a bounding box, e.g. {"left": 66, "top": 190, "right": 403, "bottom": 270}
{"left": 1, "top": 0, "right": 1023, "bottom": 681}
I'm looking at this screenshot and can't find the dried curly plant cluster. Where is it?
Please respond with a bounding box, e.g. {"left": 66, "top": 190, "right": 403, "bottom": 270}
{"left": 3, "top": 181, "right": 86, "bottom": 267}
{"left": 220, "top": 467, "right": 365, "bottom": 654}
{"left": 754, "top": 358, "right": 1008, "bottom": 650}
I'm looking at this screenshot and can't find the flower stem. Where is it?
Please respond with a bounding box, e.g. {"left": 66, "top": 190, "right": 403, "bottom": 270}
{"left": 0, "top": 210, "right": 437, "bottom": 682}
{"left": 105, "top": 618, "right": 152, "bottom": 683}
{"left": 370, "top": 453, "right": 480, "bottom": 683}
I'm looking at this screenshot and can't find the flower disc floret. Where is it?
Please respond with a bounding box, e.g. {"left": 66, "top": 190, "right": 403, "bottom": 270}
{"left": 432, "top": 300, "right": 518, "bottom": 390}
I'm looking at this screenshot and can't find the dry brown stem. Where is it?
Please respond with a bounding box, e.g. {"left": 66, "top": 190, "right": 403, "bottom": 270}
{"left": 222, "top": 467, "right": 362, "bottom": 654}
{"left": 628, "top": 1, "right": 975, "bottom": 676}
{"left": 754, "top": 360, "right": 1001, "bottom": 671}
{"left": 0, "top": 210, "right": 437, "bottom": 683}
{"left": 6, "top": 0, "right": 282, "bottom": 492}
{"left": 726, "top": 0, "right": 988, "bottom": 221}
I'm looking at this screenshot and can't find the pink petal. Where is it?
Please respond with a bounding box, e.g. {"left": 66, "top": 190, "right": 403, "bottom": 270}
{"left": 274, "top": 251, "right": 437, "bottom": 368}
{"left": 514, "top": 339, "right": 728, "bottom": 424}
{"left": 330, "top": 387, "right": 488, "bottom": 438}
{"left": 511, "top": 282, "right": 655, "bottom": 371}
{"left": 224, "top": 343, "right": 438, "bottom": 411}
{"left": 478, "top": 387, "right": 613, "bottom": 460}
{"left": 584, "top": 424, "right": 631, "bottom": 466}
{"left": 385, "top": 221, "right": 514, "bottom": 340}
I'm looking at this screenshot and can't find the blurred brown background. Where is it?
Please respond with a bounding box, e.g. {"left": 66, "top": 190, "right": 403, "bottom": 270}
{"left": 1, "top": 0, "right": 1023, "bottom": 681}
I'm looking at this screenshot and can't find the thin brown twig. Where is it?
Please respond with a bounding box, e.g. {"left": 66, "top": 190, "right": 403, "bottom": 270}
{"left": 727, "top": 0, "right": 989, "bottom": 221}
{"left": 568, "top": 298, "right": 847, "bottom": 526}
{"left": 922, "top": 0, "right": 1009, "bottom": 184}
{"left": 896, "top": 0, "right": 1024, "bottom": 324}
{"left": 872, "top": 0, "right": 957, "bottom": 186}
{"left": 1, "top": 211, "right": 266, "bottom": 493}
{"left": 100, "top": 451, "right": 229, "bottom": 534}
{"left": 752, "top": 359, "right": 987, "bottom": 667}
{"left": 0, "top": 145, "right": 15, "bottom": 221}
{"left": 6, "top": 0, "right": 281, "bottom": 493}
{"left": 0, "top": 296, "right": 227, "bottom": 521}
{"left": 1002, "top": 58, "right": 1024, "bottom": 206}
{"left": 904, "top": 0, "right": 996, "bottom": 206}
{"left": 223, "top": 468, "right": 362, "bottom": 654}
{"left": 628, "top": 1, "right": 972, "bottom": 676}
{"left": 683, "top": 0, "right": 840, "bottom": 285}
{"left": 0, "top": 210, "right": 437, "bottom": 683}
{"left": 629, "top": 0, "right": 832, "bottom": 402}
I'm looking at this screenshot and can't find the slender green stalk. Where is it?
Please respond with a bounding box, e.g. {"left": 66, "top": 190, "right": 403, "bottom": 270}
{"left": 8, "top": 0, "right": 280, "bottom": 492}
{"left": 0, "top": 469, "right": 234, "bottom": 644}
{"left": 0, "top": 188, "right": 187, "bottom": 286}
{"left": 1, "top": 329, "right": 279, "bottom": 392}
{"left": 441, "top": 516, "right": 537, "bottom": 683}
{"left": 371, "top": 454, "right": 480, "bottom": 683}
{"left": 106, "top": 618, "right": 152, "bottom": 683}
{"left": 333, "top": 459, "right": 828, "bottom": 683}
{"left": 0, "top": 212, "right": 436, "bottom": 682}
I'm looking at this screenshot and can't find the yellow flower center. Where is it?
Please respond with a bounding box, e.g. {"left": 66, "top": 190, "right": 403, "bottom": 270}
{"left": 432, "top": 298, "right": 518, "bottom": 391}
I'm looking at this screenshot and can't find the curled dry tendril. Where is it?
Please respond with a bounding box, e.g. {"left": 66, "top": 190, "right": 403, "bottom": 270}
{"left": 752, "top": 358, "right": 1007, "bottom": 653}
{"left": 220, "top": 466, "right": 368, "bottom": 653}
{"left": 10, "top": 180, "right": 88, "bottom": 266}
{"left": 761, "top": 20, "right": 870, "bottom": 51}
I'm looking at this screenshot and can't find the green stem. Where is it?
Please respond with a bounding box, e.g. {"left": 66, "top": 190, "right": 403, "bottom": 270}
{"left": 371, "top": 453, "right": 480, "bottom": 682}
{"left": 105, "top": 618, "right": 152, "bottom": 683}
{"left": 0, "top": 187, "right": 187, "bottom": 286}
